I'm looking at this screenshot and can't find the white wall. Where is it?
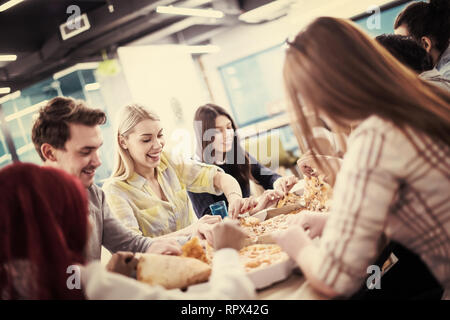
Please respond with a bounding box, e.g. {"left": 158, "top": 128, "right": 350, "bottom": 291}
{"left": 199, "top": 0, "right": 392, "bottom": 113}
{"left": 117, "top": 45, "right": 211, "bottom": 158}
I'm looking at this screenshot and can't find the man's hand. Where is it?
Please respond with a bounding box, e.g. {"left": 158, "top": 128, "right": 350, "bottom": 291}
{"left": 198, "top": 214, "right": 222, "bottom": 224}
{"left": 210, "top": 218, "right": 247, "bottom": 251}
{"left": 192, "top": 214, "right": 222, "bottom": 244}
{"left": 106, "top": 251, "right": 139, "bottom": 277}
{"left": 194, "top": 222, "right": 215, "bottom": 245}
{"left": 146, "top": 238, "right": 182, "bottom": 255}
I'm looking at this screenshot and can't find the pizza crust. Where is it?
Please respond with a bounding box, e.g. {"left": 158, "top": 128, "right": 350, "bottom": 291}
{"left": 137, "top": 253, "right": 211, "bottom": 290}
{"left": 181, "top": 236, "right": 210, "bottom": 264}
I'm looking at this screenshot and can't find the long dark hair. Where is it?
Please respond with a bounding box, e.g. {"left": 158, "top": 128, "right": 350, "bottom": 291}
{"left": 194, "top": 104, "right": 253, "bottom": 186}
{"left": 394, "top": 0, "right": 450, "bottom": 53}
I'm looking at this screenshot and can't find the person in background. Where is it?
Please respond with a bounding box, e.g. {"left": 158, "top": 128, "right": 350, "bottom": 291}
{"left": 394, "top": 0, "right": 450, "bottom": 79}
{"left": 273, "top": 17, "right": 450, "bottom": 299}
{"left": 189, "top": 104, "right": 298, "bottom": 218}
{"left": 376, "top": 34, "right": 450, "bottom": 91}
{"left": 31, "top": 97, "right": 181, "bottom": 262}
{"left": 102, "top": 104, "right": 257, "bottom": 240}
{"left": 0, "top": 163, "right": 255, "bottom": 300}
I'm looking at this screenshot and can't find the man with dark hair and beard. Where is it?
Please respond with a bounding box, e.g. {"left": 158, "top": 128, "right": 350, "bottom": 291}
{"left": 31, "top": 96, "right": 182, "bottom": 263}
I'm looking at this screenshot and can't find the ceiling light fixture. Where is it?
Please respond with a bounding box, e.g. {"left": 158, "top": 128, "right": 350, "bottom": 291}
{"left": 0, "top": 90, "right": 21, "bottom": 104}
{"left": 0, "top": 55, "right": 17, "bottom": 61}
{"left": 0, "top": 87, "right": 11, "bottom": 95}
{"left": 184, "top": 45, "right": 220, "bottom": 54}
{"left": 53, "top": 62, "right": 99, "bottom": 80}
{"left": 84, "top": 83, "right": 101, "bottom": 91}
{"left": 156, "top": 5, "right": 224, "bottom": 19}
{"left": 239, "top": 0, "right": 292, "bottom": 24}
{"left": 0, "top": 0, "right": 25, "bottom": 13}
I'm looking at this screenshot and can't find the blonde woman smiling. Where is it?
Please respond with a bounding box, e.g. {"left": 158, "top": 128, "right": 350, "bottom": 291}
{"left": 103, "top": 104, "right": 256, "bottom": 240}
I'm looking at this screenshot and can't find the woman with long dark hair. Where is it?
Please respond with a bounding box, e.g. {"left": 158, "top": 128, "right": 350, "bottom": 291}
{"left": 189, "top": 104, "right": 298, "bottom": 218}
{"left": 394, "top": 0, "right": 450, "bottom": 79}
{"left": 273, "top": 17, "right": 450, "bottom": 299}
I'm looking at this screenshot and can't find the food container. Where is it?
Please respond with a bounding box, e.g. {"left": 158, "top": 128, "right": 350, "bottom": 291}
{"left": 184, "top": 257, "right": 298, "bottom": 292}
{"left": 246, "top": 258, "right": 297, "bottom": 289}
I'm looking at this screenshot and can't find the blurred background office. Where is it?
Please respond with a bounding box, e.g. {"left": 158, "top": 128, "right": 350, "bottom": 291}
{"left": 0, "top": 0, "right": 419, "bottom": 186}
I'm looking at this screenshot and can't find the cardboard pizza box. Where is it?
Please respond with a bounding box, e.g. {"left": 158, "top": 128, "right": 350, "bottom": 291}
{"left": 185, "top": 257, "right": 297, "bottom": 291}
{"left": 247, "top": 258, "right": 297, "bottom": 289}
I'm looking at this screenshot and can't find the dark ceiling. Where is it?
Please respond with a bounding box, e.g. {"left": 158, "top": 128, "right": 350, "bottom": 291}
{"left": 0, "top": 0, "right": 279, "bottom": 95}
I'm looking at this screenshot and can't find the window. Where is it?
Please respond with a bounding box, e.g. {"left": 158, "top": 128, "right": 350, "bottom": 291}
{"left": 218, "top": 44, "right": 286, "bottom": 128}
{"left": 0, "top": 67, "right": 115, "bottom": 186}
{"left": 0, "top": 129, "right": 12, "bottom": 167}
{"left": 354, "top": 1, "right": 415, "bottom": 36}
{"left": 217, "top": 1, "right": 414, "bottom": 161}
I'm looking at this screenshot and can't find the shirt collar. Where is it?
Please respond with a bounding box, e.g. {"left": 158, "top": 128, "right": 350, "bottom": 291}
{"left": 127, "top": 172, "right": 147, "bottom": 189}
{"left": 157, "top": 154, "right": 168, "bottom": 172}
{"left": 420, "top": 68, "right": 441, "bottom": 79}
{"left": 436, "top": 44, "right": 450, "bottom": 71}
{"left": 126, "top": 154, "right": 169, "bottom": 188}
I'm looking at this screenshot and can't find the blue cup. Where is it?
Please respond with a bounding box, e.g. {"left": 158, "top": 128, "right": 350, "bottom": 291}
{"left": 209, "top": 200, "right": 228, "bottom": 218}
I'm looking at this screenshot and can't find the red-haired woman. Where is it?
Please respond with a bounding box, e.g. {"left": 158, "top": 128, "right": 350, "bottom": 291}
{"left": 0, "top": 163, "right": 89, "bottom": 299}
{"left": 0, "top": 163, "right": 254, "bottom": 300}
{"left": 273, "top": 17, "right": 450, "bottom": 299}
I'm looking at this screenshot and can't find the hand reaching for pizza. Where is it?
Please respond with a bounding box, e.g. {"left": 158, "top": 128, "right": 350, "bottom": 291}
{"left": 287, "top": 211, "right": 329, "bottom": 239}
{"left": 272, "top": 226, "right": 312, "bottom": 261}
{"left": 192, "top": 214, "right": 222, "bottom": 244}
{"left": 198, "top": 214, "right": 222, "bottom": 224}
{"left": 228, "top": 196, "right": 258, "bottom": 219}
{"left": 273, "top": 175, "right": 299, "bottom": 195}
{"left": 146, "top": 238, "right": 182, "bottom": 255}
{"left": 210, "top": 218, "right": 247, "bottom": 251}
{"left": 297, "top": 154, "right": 342, "bottom": 186}
{"left": 194, "top": 222, "right": 215, "bottom": 245}
{"left": 249, "top": 189, "right": 284, "bottom": 214}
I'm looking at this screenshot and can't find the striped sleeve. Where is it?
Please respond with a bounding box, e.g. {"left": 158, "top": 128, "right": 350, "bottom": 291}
{"left": 313, "top": 128, "right": 399, "bottom": 296}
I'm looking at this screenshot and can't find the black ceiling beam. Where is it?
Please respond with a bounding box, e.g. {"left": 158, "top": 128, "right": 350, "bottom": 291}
{"left": 4, "top": 0, "right": 180, "bottom": 81}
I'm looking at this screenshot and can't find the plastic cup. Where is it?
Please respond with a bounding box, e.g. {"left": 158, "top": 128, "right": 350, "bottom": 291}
{"left": 209, "top": 200, "right": 228, "bottom": 218}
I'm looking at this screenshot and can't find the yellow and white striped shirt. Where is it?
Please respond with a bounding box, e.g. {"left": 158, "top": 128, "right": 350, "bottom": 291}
{"left": 102, "top": 152, "right": 224, "bottom": 237}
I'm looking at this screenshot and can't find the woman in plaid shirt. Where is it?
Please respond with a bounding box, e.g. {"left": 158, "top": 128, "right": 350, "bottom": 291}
{"left": 274, "top": 17, "right": 450, "bottom": 299}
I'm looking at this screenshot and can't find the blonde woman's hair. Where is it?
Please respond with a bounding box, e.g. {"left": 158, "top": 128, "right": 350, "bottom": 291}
{"left": 111, "top": 104, "right": 160, "bottom": 180}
